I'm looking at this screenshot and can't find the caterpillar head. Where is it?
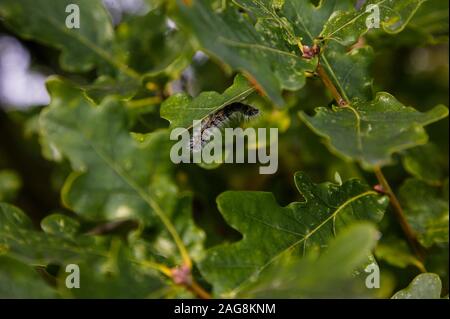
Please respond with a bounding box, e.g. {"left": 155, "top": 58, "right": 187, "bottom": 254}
{"left": 242, "top": 105, "right": 260, "bottom": 119}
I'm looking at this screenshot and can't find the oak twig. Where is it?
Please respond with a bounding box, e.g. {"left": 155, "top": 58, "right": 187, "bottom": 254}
{"left": 187, "top": 280, "right": 212, "bottom": 299}
{"left": 374, "top": 166, "right": 426, "bottom": 261}
{"left": 316, "top": 63, "right": 348, "bottom": 107}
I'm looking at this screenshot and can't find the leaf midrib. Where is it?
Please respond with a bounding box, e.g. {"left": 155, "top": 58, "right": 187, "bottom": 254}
{"left": 45, "top": 107, "right": 187, "bottom": 263}
{"left": 32, "top": 6, "right": 141, "bottom": 79}
{"left": 183, "top": 86, "right": 255, "bottom": 129}
{"left": 323, "top": 0, "right": 389, "bottom": 39}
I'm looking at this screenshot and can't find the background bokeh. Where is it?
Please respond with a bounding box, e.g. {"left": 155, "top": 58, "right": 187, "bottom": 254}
{"left": 0, "top": 0, "right": 448, "bottom": 297}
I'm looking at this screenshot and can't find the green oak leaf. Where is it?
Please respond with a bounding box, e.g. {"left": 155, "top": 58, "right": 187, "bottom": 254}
{"left": 367, "top": 0, "right": 449, "bottom": 46}
{"left": 0, "top": 203, "right": 108, "bottom": 264}
{"left": 82, "top": 76, "right": 142, "bottom": 105}
{"left": 0, "top": 203, "right": 167, "bottom": 298}
{"left": 276, "top": 0, "right": 373, "bottom": 101}
{"left": 324, "top": 41, "right": 375, "bottom": 101}
{"left": 131, "top": 192, "right": 206, "bottom": 265}
{"left": 238, "top": 223, "right": 379, "bottom": 298}
{"left": 299, "top": 92, "right": 448, "bottom": 168}
{"left": 235, "top": 0, "right": 375, "bottom": 101}
{"left": 0, "top": 0, "right": 139, "bottom": 78}
{"left": 199, "top": 172, "right": 388, "bottom": 296}
{"left": 402, "top": 144, "right": 445, "bottom": 185}
{"left": 176, "top": 0, "right": 317, "bottom": 105}
{"left": 0, "top": 255, "right": 58, "bottom": 298}
{"left": 176, "top": 0, "right": 379, "bottom": 103}
{"left": 40, "top": 77, "right": 174, "bottom": 225}
{"left": 39, "top": 77, "right": 204, "bottom": 262}
{"left": 405, "top": 0, "right": 449, "bottom": 45}
{"left": 321, "top": 0, "right": 426, "bottom": 46}
{"left": 392, "top": 273, "right": 442, "bottom": 299}
{"left": 375, "top": 238, "right": 425, "bottom": 271}
{"left": 319, "top": 0, "right": 425, "bottom": 101}
{"left": 117, "top": 8, "right": 193, "bottom": 80}
{"left": 161, "top": 74, "right": 254, "bottom": 129}
{"left": 40, "top": 214, "right": 81, "bottom": 240}
{"left": 254, "top": 0, "right": 352, "bottom": 45}
{"left": 399, "top": 179, "right": 449, "bottom": 248}
{"left": 57, "top": 240, "right": 166, "bottom": 298}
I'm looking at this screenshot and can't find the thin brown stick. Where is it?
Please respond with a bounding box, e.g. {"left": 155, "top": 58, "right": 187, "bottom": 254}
{"left": 187, "top": 280, "right": 212, "bottom": 299}
{"left": 374, "top": 166, "right": 426, "bottom": 261}
{"left": 316, "top": 63, "right": 348, "bottom": 106}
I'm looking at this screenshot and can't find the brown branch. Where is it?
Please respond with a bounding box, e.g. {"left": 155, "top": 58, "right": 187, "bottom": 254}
{"left": 374, "top": 166, "right": 426, "bottom": 261}
{"left": 316, "top": 63, "right": 348, "bottom": 106}
{"left": 187, "top": 280, "right": 212, "bottom": 300}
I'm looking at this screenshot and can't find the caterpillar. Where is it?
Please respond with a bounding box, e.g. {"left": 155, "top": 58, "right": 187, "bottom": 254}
{"left": 190, "top": 102, "right": 260, "bottom": 152}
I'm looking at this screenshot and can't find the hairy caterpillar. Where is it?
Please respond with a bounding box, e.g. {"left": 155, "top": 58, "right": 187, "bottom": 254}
{"left": 190, "top": 102, "right": 260, "bottom": 152}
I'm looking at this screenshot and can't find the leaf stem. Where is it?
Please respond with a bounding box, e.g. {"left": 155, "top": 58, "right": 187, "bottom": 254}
{"left": 137, "top": 260, "right": 173, "bottom": 277}
{"left": 316, "top": 63, "right": 348, "bottom": 106}
{"left": 125, "top": 97, "right": 162, "bottom": 109}
{"left": 187, "top": 280, "right": 212, "bottom": 299}
{"left": 374, "top": 166, "right": 426, "bottom": 261}
{"left": 81, "top": 139, "right": 193, "bottom": 269}
{"left": 146, "top": 197, "right": 193, "bottom": 269}
{"left": 134, "top": 260, "right": 211, "bottom": 298}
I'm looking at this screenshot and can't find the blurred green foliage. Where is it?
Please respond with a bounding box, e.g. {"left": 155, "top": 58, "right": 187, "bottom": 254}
{"left": 0, "top": 0, "right": 448, "bottom": 298}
